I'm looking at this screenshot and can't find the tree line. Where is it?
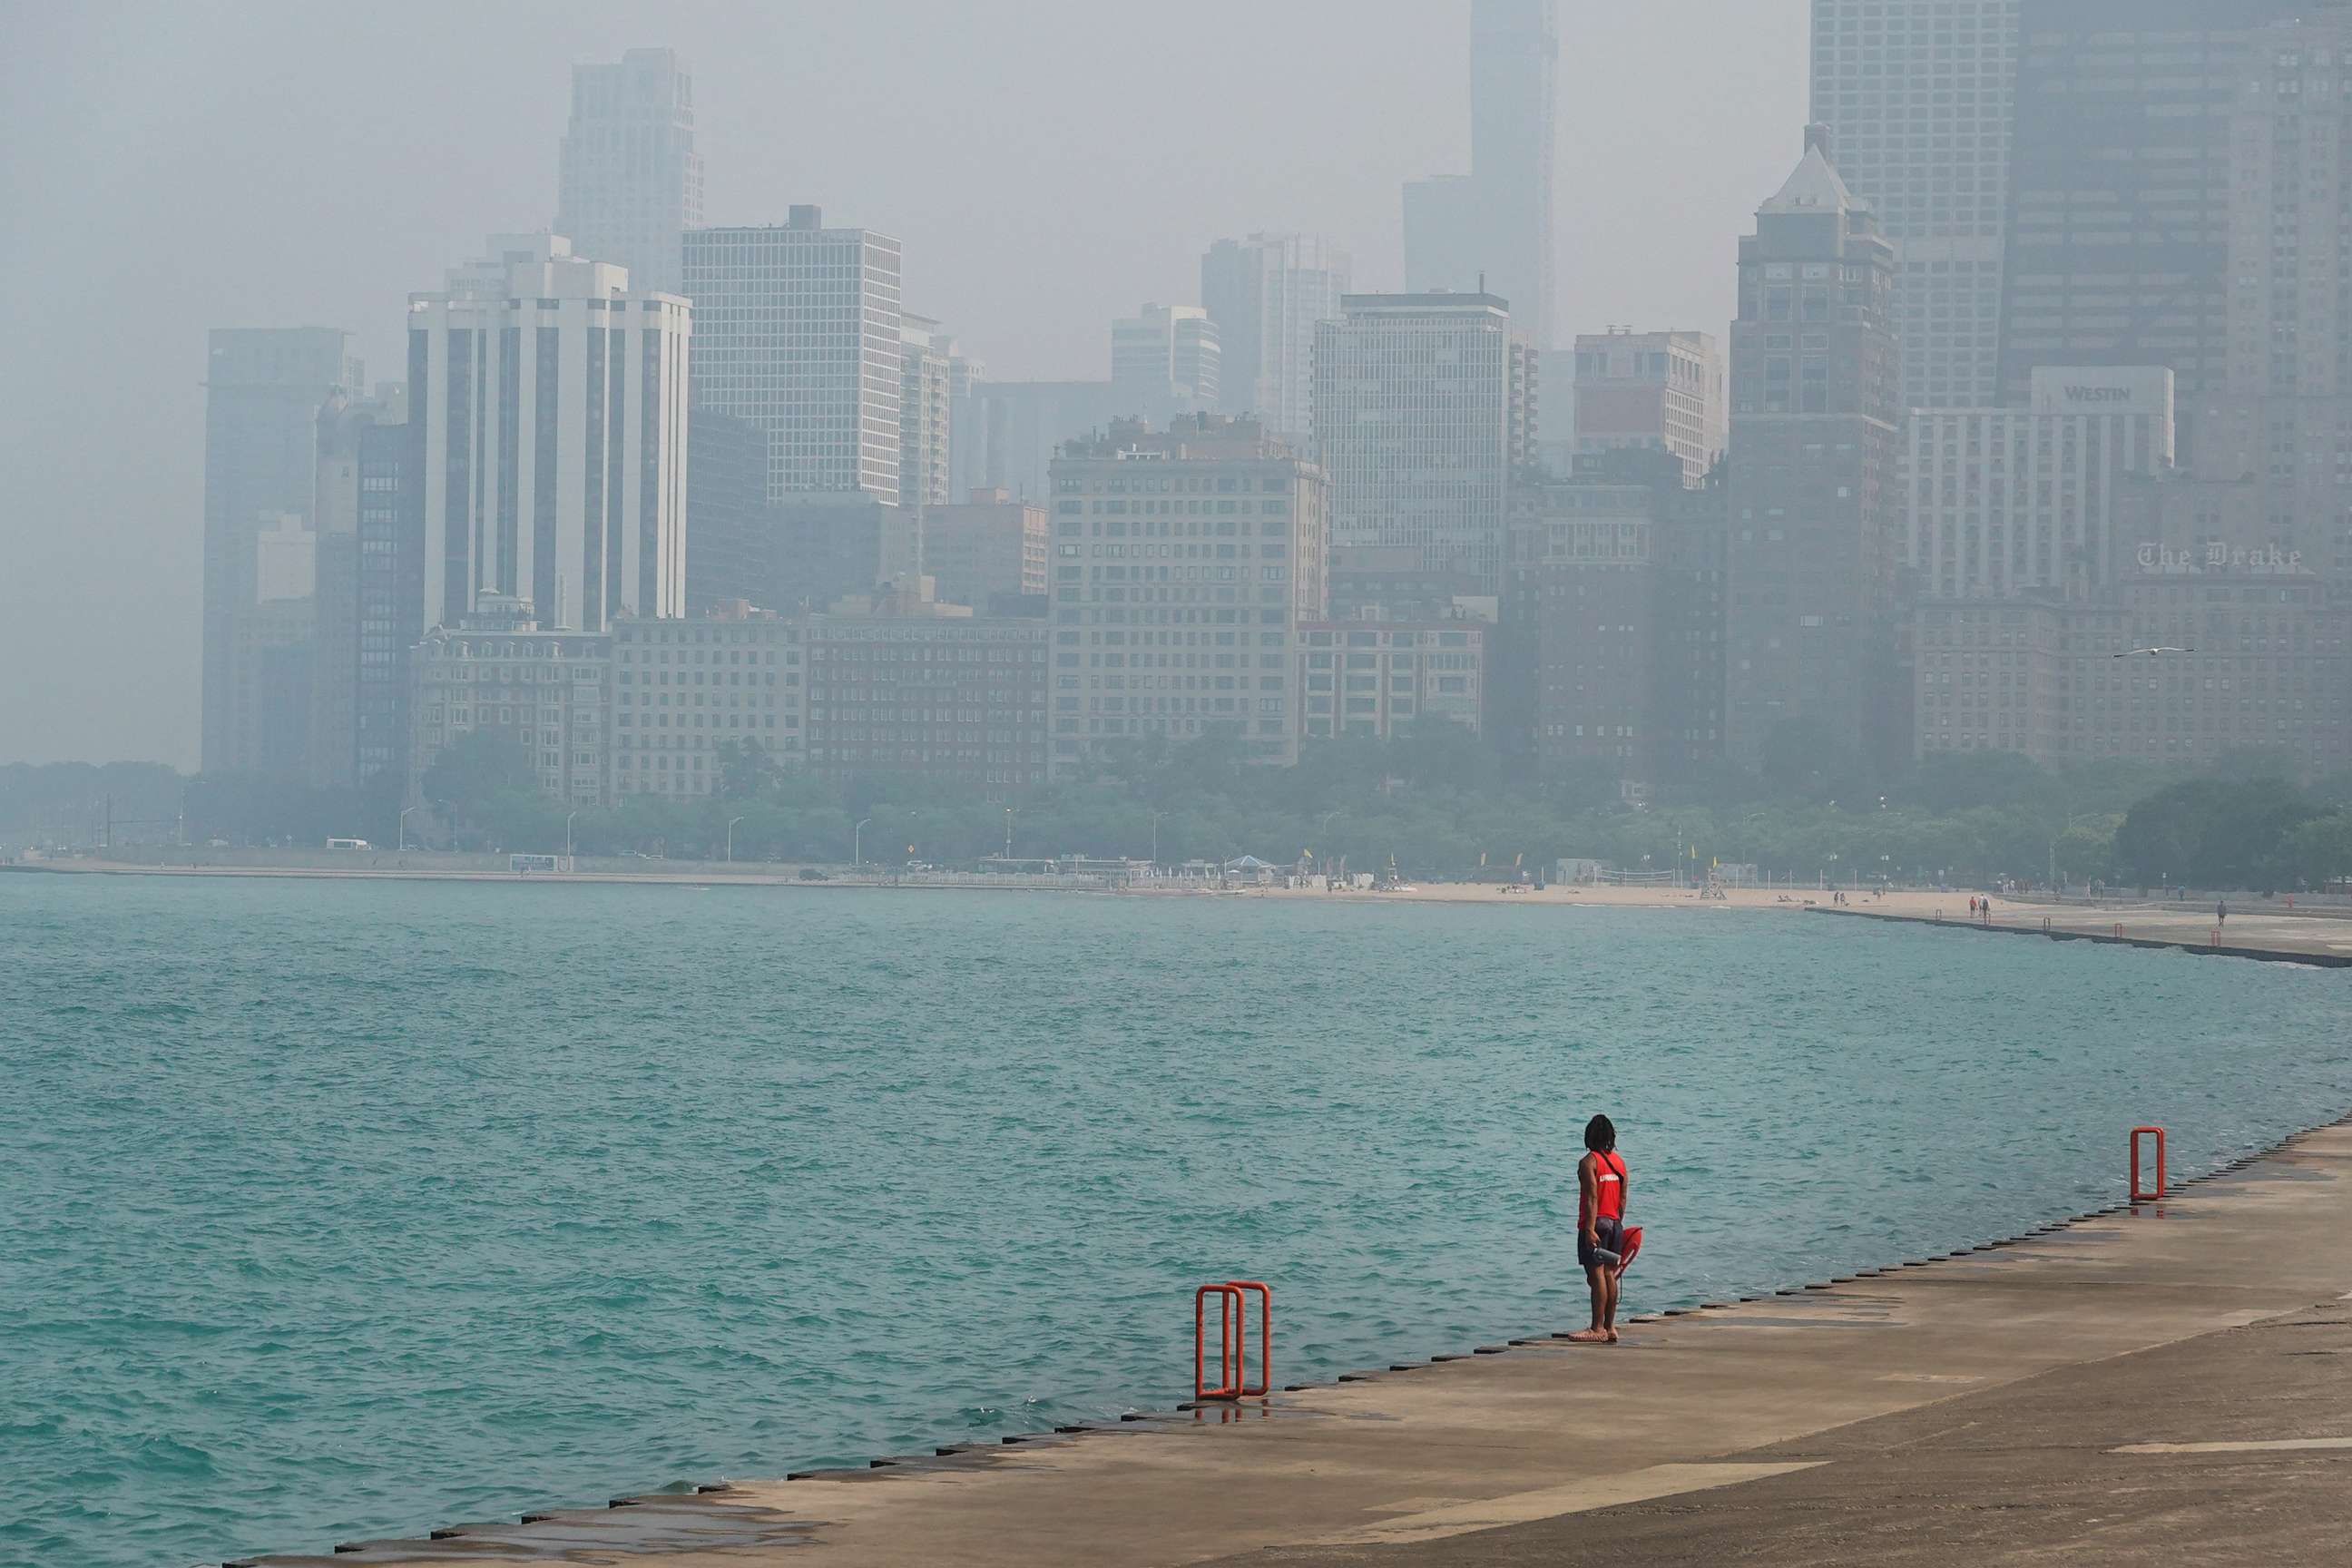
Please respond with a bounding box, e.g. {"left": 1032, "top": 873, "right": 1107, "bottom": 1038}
{"left": 26, "top": 723, "right": 2352, "bottom": 892}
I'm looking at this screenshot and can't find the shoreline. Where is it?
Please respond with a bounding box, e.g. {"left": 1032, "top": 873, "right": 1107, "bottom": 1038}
{"left": 25, "top": 859, "right": 2352, "bottom": 956}
{"left": 0, "top": 857, "right": 2161, "bottom": 916}
{"left": 229, "top": 1108, "right": 2352, "bottom": 1567}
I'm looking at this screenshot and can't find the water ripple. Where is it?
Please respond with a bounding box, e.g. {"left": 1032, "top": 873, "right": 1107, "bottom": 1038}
{"left": 1, "top": 877, "right": 2347, "bottom": 1568}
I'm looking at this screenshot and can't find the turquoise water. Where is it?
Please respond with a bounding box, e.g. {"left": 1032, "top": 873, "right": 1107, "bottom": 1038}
{"left": 5, "top": 877, "right": 2350, "bottom": 1568}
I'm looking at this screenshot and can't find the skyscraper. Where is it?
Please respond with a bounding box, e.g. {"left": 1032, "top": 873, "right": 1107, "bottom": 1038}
{"left": 1200, "top": 233, "right": 1351, "bottom": 439}
{"left": 309, "top": 386, "right": 407, "bottom": 789}
{"left": 683, "top": 207, "right": 905, "bottom": 501}
{"left": 899, "top": 313, "right": 955, "bottom": 510}
{"left": 555, "top": 48, "right": 703, "bottom": 297}
{"left": 1724, "top": 128, "right": 1903, "bottom": 771}
{"left": 1109, "top": 304, "right": 1220, "bottom": 423}
{"left": 407, "top": 234, "right": 690, "bottom": 632}
{"left": 353, "top": 416, "right": 418, "bottom": 786}
{"left": 1313, "top": 293, "right": 1533, "bottom": 593}
{"left": 1808, "top": 0, "right": 2017, "bottom": 411}
{"left": 2207, "top": 10, "right": 2352, "bottom": 573}
{"left": 201, "top": 327, "right": 363, "bottom": 775}
{"left": 1998, "top": 0, "right": 2304, "bottom": 421}
{"left": 1403, "top": 0, "right": 1558, "bottom": 347}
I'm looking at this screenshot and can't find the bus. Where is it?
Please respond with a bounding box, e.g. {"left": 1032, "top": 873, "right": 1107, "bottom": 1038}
{"left": 325, "top": 838, "right": 371, "bottom": 850}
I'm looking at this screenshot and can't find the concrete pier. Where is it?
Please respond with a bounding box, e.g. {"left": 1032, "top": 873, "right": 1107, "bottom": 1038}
{"left": 1813, "top": 901, "right": 2352, "bottom": 965}
{"left": 236, "top": 1118, "right": 2352, "bottom": 1567}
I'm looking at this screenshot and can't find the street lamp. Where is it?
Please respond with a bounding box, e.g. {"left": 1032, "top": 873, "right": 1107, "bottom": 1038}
{"left": 726, "top": 816, "right": 744, "bottom": 864}
{"left": 1318, "top": 809, "right": 1343, "bottom": 876}
{"left": 855, "top": 816, "right": 872, "bottom": 867}
{"left": 1150, "top": 810, "right": 1164, "bottom": 866}
{"left": 398, "top": 804, "right": 418, "bottom": 851}
{"left": 564, "top": 809, "right": 578, "bottom": 861}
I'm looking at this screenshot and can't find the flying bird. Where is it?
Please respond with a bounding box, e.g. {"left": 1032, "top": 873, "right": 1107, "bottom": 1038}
{"left": 2113, "top": 646, "right": 2193, "bottom": 657}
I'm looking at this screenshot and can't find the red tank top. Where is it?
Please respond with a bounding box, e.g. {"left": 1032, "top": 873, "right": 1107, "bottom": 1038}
{"left": 1592, "top": 1150, "right": 1627, "bottom": 1220}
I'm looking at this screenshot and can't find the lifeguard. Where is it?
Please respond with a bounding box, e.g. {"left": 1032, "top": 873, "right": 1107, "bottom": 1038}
{"left": 1566, "top": 1114, "right": 1632, "bottom": 1344}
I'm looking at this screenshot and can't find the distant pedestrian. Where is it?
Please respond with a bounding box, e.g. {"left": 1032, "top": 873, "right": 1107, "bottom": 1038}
{"left": 2217, "top": 898, "right": 2228, "bottom": 929}
{"left": 1566, "top": 1114, "right": 1629, "bottom": 1345}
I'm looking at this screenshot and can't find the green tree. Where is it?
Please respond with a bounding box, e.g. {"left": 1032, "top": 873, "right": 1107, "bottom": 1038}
{"left": 2112, "top": 777, "right": 2318, "bottom": 892}
{"left": 715, "top": 739, "right": 782, "bottom": 800}
{"left": 419, "top": 730, "right": 536, "bottom": 838}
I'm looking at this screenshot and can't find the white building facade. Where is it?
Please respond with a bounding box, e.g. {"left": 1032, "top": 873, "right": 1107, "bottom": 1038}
{"left": 407, "top": 234, "right": 690, "bottom": 633}
{"left": 1110, "top": 304, "right": 1220, "bottom": 422}
{"left": 1906, "top": 366, "right": 2175, "bottom": 600}
{"left": 683, "top": 208, "right": 905, "bottom": 502}
{"left": 899, "top": 314, "right": 955, "bottom": 510}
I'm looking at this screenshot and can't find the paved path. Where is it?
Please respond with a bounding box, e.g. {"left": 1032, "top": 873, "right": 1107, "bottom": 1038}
{"left": 1819, "top": 901, "right": 2352, "bottom": 965}
{"left": 240, "top": 1119, "right": 2352, "bottom": 1568}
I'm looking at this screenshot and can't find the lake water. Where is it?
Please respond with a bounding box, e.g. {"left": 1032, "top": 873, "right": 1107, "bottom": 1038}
{"left": 6, "top": 875, "right": 2350, "bottom": 1568}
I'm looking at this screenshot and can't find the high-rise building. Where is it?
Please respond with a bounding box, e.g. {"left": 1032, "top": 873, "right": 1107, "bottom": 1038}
{"left": 1403, "top": 0, "right": 1558, "bottom": 347}
{"left": 1110, "top": 304, "right": 1220, "bottom": 423}
{"left": 611, "top": 603, "right": 806, "bottom": 799}
{"left": 900, "top": 314, "right": 955, "bottom": 510}
{"left": 684, "top": 408, "right": 771, "bottom": 615}
{"left": 2202, "top": 11, "right": 2352, "bottom": 574}
{"left": 1998, "top": 0, "right": 2304, "bottom": 422}
{"left": 946, "top": 343, "right": 989, "bottom": 498}
{"left": 1045, "top": 416, "right": 1328, "bottom": 774}
{"left": 406, "top": 596, "right": 612, "bottom": 811}
{"left": 555, "top": 48, "right": 703, "bottom": 297}
{"left": 1495, "top": 449, "right": 1727, "bottom": 792}
{"left": 1724, "top": 128, "right": 1904, "bottom": 771}
{"left": 1808, "top": 0, "right": 2018, "bottom": 412}
{"left": 309, "top": 387, "right": 407, "bottom": 789}
{"left": 407, "top": 234, "right": 690, "bottom": 633}
{"left": 684, "top": 207, "right": 905, "bottom": 501}
{"left": 1906, "top": 367, "right": 2176, "bottom": 602}
{"left": 962, "top": 380, "right": 1122, "bottom": 502}
{"left": 354, "top": 417, "right": 419, "bottom": 786}
{"left": 1561, "top": 329, "right": 1726, "bottom": 488}
{"left": 1200, "top": 233, "right": 1350, "bottom": 439}
{"left": 923, "top": 488, "right": 1048, "bottom": 612}
{"left": 1313, "top": 292, "right": 1533, "bottom": 593}
{"left": 202, "top": 328, "right": 363, "bottom": 775}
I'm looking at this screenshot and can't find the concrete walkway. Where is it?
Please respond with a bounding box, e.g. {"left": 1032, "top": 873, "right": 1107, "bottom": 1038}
{"left": 242, "top": 1119, "right": 2352, "bottom": 1568}
{"left": 1818, "top": 901, "right": 2352, "bottom": 965}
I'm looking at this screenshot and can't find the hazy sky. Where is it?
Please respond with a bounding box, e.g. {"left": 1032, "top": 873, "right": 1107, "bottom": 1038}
{"left": 0, "top": 0, "right": 1805, "bottom": 769}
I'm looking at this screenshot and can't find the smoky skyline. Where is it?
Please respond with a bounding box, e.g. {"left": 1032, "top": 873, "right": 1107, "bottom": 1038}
{"left": 0, "top": 0, "right": 1805, "bottom": 769}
